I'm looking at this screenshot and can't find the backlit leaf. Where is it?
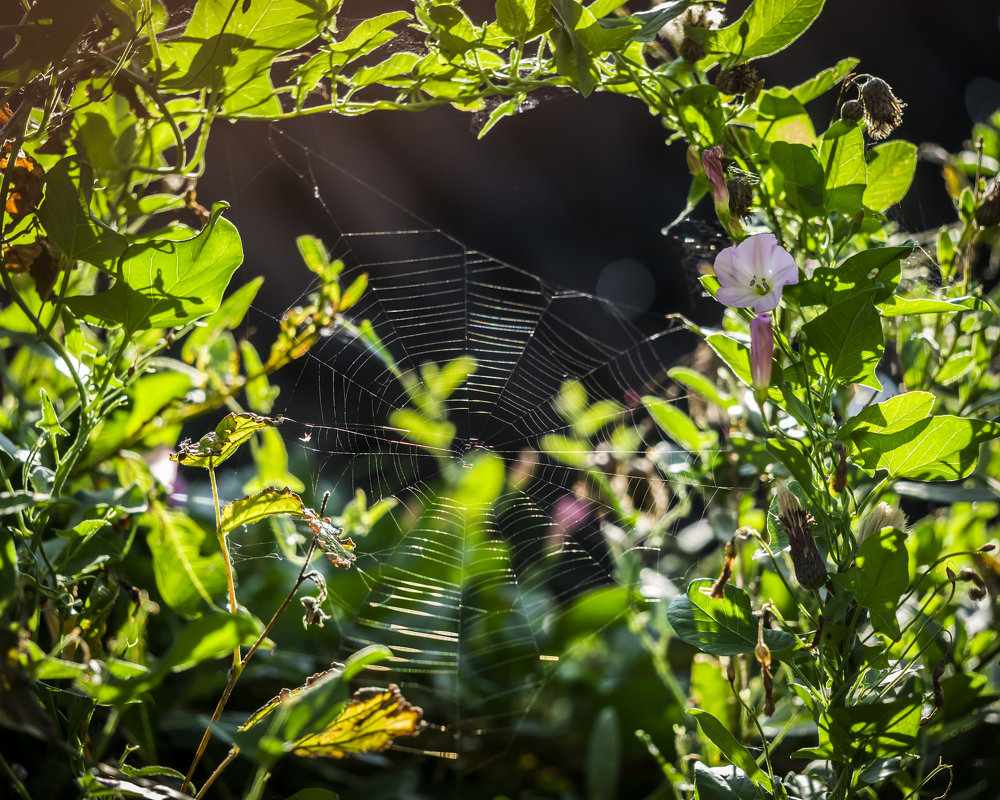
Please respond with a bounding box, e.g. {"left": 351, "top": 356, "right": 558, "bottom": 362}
{"left": 863, "top": 140, "right": 917, "bottom": 212}
{"left": 219, "top": 487, "right": 307, "bottom": 536}
{"left": 171, "top": 412, "right": 281, "bottom": 469}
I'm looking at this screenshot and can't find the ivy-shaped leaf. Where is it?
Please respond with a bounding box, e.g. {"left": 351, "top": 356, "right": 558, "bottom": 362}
{"left": 863, "top": 140, "right": 917, "bottom": 212}
{"left": 802, "top": 293, "right": 883, "bottom": 389}
{"left": 66, "top": 203, "right": 243, "bottom": 334}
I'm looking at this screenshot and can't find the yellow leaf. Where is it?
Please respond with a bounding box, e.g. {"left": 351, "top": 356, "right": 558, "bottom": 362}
{"left": 292, "top": 684, "right": 424, "bottom": 758}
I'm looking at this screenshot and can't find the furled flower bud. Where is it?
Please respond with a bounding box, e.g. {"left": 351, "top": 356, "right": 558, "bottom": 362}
{"left": 857, "top": 501, "right": 908, "bottom": 544}
{"left": 727, "top": 175, "right": 754, "bottom": 220}
{"left": 750, "top": 313, "right": 774, "bottom": 401}
{"left": 840, "top": 99, "right": 864, "bottom": 122}
{"left": 702, "top": 146, "right": 728, "bottom": 206}
{"left": 716, "top": 63, "right": 759, "bottom": 96}
{"left": 860, "top": 77, "right": 905, "bottom": 140}
{"left": 775, "top": 481, "right": 826, "bottom": 590}
{"left": 975, "top": 176, "right": 1000, "bottom": 228}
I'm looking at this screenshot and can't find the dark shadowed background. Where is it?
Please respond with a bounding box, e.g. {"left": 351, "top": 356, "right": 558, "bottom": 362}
{"left": 197, "top": 0, "right": 1000, "bottom": 327}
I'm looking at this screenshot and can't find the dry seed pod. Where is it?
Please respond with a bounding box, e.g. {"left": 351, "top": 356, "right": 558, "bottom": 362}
{"left": 775, "top": 481, "right": 826, "bottom": 590}
{"left": 727, "top": 176, "right": 754, "bottom": 220}
{"left": 975, "top": 176, "right": 1000, "bottom": 228}
{"left": 861, "top": 77, "right": 905, "bottom": 140}
{"left": 716, "top": 63, "right": 759, "bottom": 96}
{"left": 840, "top": 99, "right": 864, "bottom": 122}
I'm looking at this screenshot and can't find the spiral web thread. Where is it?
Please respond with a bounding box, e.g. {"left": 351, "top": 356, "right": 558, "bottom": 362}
{"left": 225, "top": 123, "right": 729, "bottom": 761}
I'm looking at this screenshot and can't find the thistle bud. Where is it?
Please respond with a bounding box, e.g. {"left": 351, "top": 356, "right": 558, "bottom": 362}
{"left": 975, "top": 176, "right": 1000, "bottom": 228}
{"left": 716, "top": 63, "right": 759, "bottom": 96}
{"left": 857, "top": 501, "right": 908, "bottom": 544}
{"left": 860, "top": 77, "right": 905, "bottom": 140}
{"left": 840, "top": 99, "right": 864, "bottom": 122}
{"left": 727, "top": 175, "right": 754, "bottom": 220}
{"left": 774, "top": 481, "right": 826, "bottom": 590}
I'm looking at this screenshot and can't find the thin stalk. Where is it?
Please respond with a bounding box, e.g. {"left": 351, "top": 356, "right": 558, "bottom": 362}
{"left": 0, "top": 750, "right": 31, "bottom": 800}
{"left": 180, "top": 535, "right": 320, "bottom": 794}
{"left": 194, "top": 747, "right": 240, "bottom": 800}
{"left": 207, "top": 459, "right": 240, "bottom": 671}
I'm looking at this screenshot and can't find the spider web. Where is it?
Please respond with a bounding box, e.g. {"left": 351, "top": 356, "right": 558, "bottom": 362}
{"left": 207, "top": 119, "right": 729, "bottom": 764}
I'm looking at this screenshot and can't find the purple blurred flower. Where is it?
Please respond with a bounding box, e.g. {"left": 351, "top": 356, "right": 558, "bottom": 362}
{"left": 714, "top": 233, "right": 798, "bottom": 313}
{"left": 750, "top": 313, "right": 774, "bottom": 396}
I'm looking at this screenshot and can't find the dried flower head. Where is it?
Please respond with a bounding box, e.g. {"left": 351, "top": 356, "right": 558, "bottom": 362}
{"left": 716, "top": 63, "right": 759, "bottom": 96}
{"left": 661, "top": 4, "right": 724, "bottom": 59}
{"left": 975, "top": 176, "right": 1000, "bottom": 228}
{"left": 857, "top": 501, "right": 908, "bottom": 544}
{"left": 774, "top": 481, "right": 826, "bottom": 590}
{"left": 860, "top": 77, "right": 905, "bottom": 140}
{"left": 727, "top": 175, "right": 754, "bottom": 220}
{"left": 840, "top": 99, "right": 864, "bottom": 122}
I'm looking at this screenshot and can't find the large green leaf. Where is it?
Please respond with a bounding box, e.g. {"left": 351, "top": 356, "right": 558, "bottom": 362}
{"left": 37, "top": 158, "right": 128, "bottom": 268}
{"left": 836, "top": 528, "right": 908, "bottom": 638}
{"left": 820, "top": 120, "right": 867, "bottom": 215}
{"left": 219, "top": 487, "right": 307, "bottom": 536}
{"left": 755, "top": 90, "right": 815, "bottom": 144}
{"left": 688, "top": 711, "right": 773, "bottom": 793}
{"left": 644, "top": 395, "right": 714, "bottom": 452}
{"left": 789, "top": 57, "right": 859, "bottom": 104}
{"left": 66, "top": 203, "right": 243, "bottom": 333}
{"left": 704, "top": 0, "right": 825, "bottom": 60}
{"left": 771, "top": 141, "right": 824, "bottom": 216}
{"left": 666, "top": 579, "right": 798, "bottom": 656}
{"left": 863, "top": 141, "right": 917, "bottom": 212}
{"left": 158, "top": 0, "right": 341, "bottom": 116}
{"left": 790, "top": 244, "right": 910, "bottom": 307}
{"left": 821, "top": 698, "right": 921, "bottom": 761}
{"left": 802, "top": 294, "right": 883, "bottom": 389}
{"left": 838, "top": 392, "right": 1000, "bottom": 480}
{"left": 146, "top": 506, "right": 227, "bottom": 617}
{"left": 172, "top": 412, "right": 281, "bottom": 469}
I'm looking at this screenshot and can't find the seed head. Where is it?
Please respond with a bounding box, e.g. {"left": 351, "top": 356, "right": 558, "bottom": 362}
{"left": 727, "top": 176, "right": 754, "bottom": 220}
{"left": 975, "top": 176, "right": 1000, "bottom": 228}
{"left": 840, "top": 99, "right": 864, "bottom": 122}
{"left": 860, "top": 77, "right": 905, "bottom": 140}
{"left": 679, "top": 38, "right": 705, "bottom": 63}
{"left": 775, "top": 481, "right": 826, "bottom": 590}
{"left": 716, "top": 63, "right": 759, "bottom": 96}
{"left": 857, "top": 501, "right": 908, "bottom": 544}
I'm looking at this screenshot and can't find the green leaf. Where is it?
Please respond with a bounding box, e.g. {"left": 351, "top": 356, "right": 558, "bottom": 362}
{"left": 765, "top": 438, "right": 814, "bottom": 490}
{"left": 597, "top": 1, "right": 691, "bottom": 42}
{"left": 146, "top": 506, "right": 227, "bottom": 617}
{"left": 66, "top": 203, "right": 243, "bottom": 333}
{"left": 838, "top": 527, "right": 908, "bottom": 638}
{"left": 540, "top": 433, "right": 590, "bottom": 467}
{"left": 877, "top": 296, "right": 968, "bottom": 316}
{"left": 704, "top": 333, "right": 783, "bottom": 402}
{"left": 790, "top": 244, "right": 909, "bottom": 307}
{"left": 351, "top": 52, "right": 421, "bottom": 87}
{"left": 172, "top": 412, "right": 282, "bottom": 469}
{"left": 688, "top": 709, "right": 773, "bottom": 792}
{"left": 587, "top": 706, "right": 621, "bottom": 800}
{"left": 863, "top": 141, "right": 917, "bottom": 211}
{"left": 37, "top": 388, "right": 68, "bottom": 439}
{"left": 678, "top": 84, "right": 724, "bottom": 143}
{"left": 389, "top": 408, "right": 455, "bottom": 451}
{"left": 219, "top": 487, "right": 307, "bottom": 536}
{"left": 838, "top": 392, "right": 1000, "bottom": 480}
{"left": 822, "top": 698, "right": 921, "bottom": 761}
{"left": 182, "top": 276, "right": 263, "bottom": 364}
{"left": 549, "top": 1, "right": 598, "bottom": 96}
{"left": 37, "top": 158, "right": 128, "bottom": 268}
{"left": 158, "top": 0, "right": 341, "bottom": 116}
{"left": 755, "top": 90, "right": 814, "bottom": 145}
{"left": 666, "top": 579, "right": 798, "bottom": 656}
{"left": 668, "top": 366, "right": 730, "bottom": 409}
{"left": 802, "top": 294, "right": 883, "bottom": 388}
{"left": 496, "top": 0, "right": 531, "bottom": 38}
{"left": 158, "top": 611, "right": 261, "bottom": 674}
{"left": 789, "top": 57, "right": 859, "bottom": 104}
{"left": 706, "top": 0, "right": 826, "bottom": 60}
{"left": 771, "top": 141, "right": 824, "bottom": 216}
{"left": 644, "top": 395, "right": 712, "bottom": 452}
{"left": 693, "top": 762, "right": 758, "bottom": 800}
{"left": 820, "top": 120, "right": 867, "bottom": 215}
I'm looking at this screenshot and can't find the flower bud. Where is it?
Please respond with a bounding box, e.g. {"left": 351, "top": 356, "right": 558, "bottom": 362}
{"left": 701, "top": 146, "right": 728, "bottom": 206}
{"left": 840, "top": 99, "right": 864, "bottom": 122}
{"left": 860, "top": 77, "right": 905, "bottom": 140}
{"left": 856, "top": 501, "right": 908, "bottom": 544}
{"left": 831, "top": 441, "right": 847, "bottom": 493}
{"left": 774, "top": 481, "right": 826, "bottom": 590}
{"left": 716, "top": 63, "right": 759, "bottom": 96}
{"left": 750, "top": 313, "right": 774, "bottom": 401}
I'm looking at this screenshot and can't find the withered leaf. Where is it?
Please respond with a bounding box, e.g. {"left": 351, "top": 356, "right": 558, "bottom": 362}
{"left": 1, "top": 143, "right": 45, "bottom": 222}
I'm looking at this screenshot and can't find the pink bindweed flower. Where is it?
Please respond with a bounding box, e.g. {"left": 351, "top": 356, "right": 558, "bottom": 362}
{"left": 750, "top": 313, "right": 774, "bottom": 398}
{"left": 713, "top": 233, "right": 798, "bottom": 313}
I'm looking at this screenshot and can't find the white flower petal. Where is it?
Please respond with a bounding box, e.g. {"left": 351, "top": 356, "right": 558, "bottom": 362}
{"left": 714, "top": 245, "right": 755, "bottom": 287}
{"left": 716, "top": 285, "right": 760, "bottom": 308}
